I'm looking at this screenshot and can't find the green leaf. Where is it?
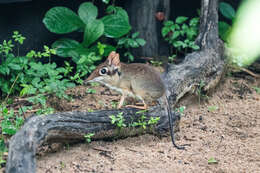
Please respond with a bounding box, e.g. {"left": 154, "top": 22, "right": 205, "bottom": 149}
{"left": 132, "top": 32, "right": 139, "bottom": 38}
{"left": 162, "top": 27, "right": 170, "bottom": 37}
{"left": 252, "top": 86, "right": 260, "bottom": 94}
{"left": 172, "top": 31, "right": 180, "bottom": 40}
{"left": 208, "top": 158, "right": 218, "bottom": 164}
{"left": 83, "top": 19, "right": 104, "bottom": 47}
{"left": 0, "top": 81, "right": 9, "bottom": 93}
{"left": 189, "top": 17, "right": 199, "bottom": 27}
{"left": 8, "top": 63, "right": 22, "bottom": 70}
{"left": 103, "top": 45, "right": 116, "bottom": 56}
{"left": 173, "top": 41, "right": 184, "bottom": 48}
{"left": 191, "top": 44, "right": 200, "bottom": 50}
{"left": 163, "top": 21, "right": 174, "bottom": 26}
{"left": 117, "top": 37, "right": 127, "bottom": 45}
{"left": 128, "top": 40, "right": 139, "bottom": 48}
{"left": 175, "top": 24, "right": 180, "bottom": 30}
{"left": 175, "top": 16, "right": 188, "bottom": 24}
{"left": 102, "top": 11, "right": 131, "bottom": 38}
{"left": 78, "top": 2, "right": 98, "bottom": 24}
{"left": 135, "top": 38, "right": 146, "bottom": 46}
{"left": 52, "top": 38, "right": 81, "bottom": 57}
{"left": 106, "top": 5, "right": 116, "bottom": 14}
{"left": 102, "top": 0, "right": 110, "bottom": 4}
{"left": 219, "top": 2, "right": 236, "bottom": 20}
{"left": 89, "top": 44, "right": 116, "bottom": 57}
{"left": 43, "top": 7, "right": 84, "bottom": 34}
{"left": 218, "top": 21, "right": 231, "bottom": 41}
{"left": 186, "top": 29, "right": 197, "bottom": 40}
{"left": 182, "top": 24, "right": 188, "bottom": 31}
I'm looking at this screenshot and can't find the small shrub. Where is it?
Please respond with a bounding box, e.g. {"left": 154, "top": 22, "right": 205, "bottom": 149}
{"left": 109, "top": 112, "right": 126, "bottom": 128}
{"left": 218, "top": 2, "right": 236, "bottom": 42}
{"left": 162, "top": 16, "right": 200, "bottom": 60}
{"left": 84, "top": 133, "right": 95, "bottom": 143}
{"left": 117, "top": 32, "right": 146, "bottom": 61}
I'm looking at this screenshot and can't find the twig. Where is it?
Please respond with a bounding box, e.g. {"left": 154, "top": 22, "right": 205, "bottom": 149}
{"left": 92, "top": 147, "right": 112, "bottom": 153}
{"left": 240, "top": 67, "right": 260, "bottom": 78}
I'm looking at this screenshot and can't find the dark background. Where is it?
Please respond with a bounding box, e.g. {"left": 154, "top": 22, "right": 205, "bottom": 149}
{"left": 0, "top": 0, "right": 239, "bottom": 58}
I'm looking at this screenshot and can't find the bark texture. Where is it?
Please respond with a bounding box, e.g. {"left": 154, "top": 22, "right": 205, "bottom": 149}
{"left": 124, "top": 0, "right": 171, "bottom": 57}
{"left": 6, "top": 0, "right": 224, "bottom": 172}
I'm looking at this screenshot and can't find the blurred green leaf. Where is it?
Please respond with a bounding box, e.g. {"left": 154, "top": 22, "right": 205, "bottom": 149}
{"left": 219, "top": 2, "right": 236, "bottom": 20}
{"left": 78, "top": 2, "right": 98, "bottom": 24}
{"left": 43, "top": 7, "right": 84, "bottom": 34}
{"left": 102, "top": 9, "right": 131, "bottom": 38}
{"left": 175, "top": 16, "right": 188, "bottom": 24}
{"left": 83, "top": 19, "right": 104, "bottom": 47}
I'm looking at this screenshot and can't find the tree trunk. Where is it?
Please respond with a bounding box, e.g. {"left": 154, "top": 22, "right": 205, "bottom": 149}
{"left": 6, "top": 0, "right": 225, "bottom": 172}
{"left": 124, "top": 0, "right": 171, "bottom": 58}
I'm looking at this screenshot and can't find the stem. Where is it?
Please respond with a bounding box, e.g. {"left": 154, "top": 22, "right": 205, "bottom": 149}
{"left": 2, "top": 60, "right": 27, "bottom": 106}
{"left": 4, "top": 72, "right": 21, "bottom": 104}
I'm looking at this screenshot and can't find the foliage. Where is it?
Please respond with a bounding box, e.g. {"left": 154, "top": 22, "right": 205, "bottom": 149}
{"left": 110, "top": 101, "right": 118, "bottom": 109}
{"left": 252, "top": 86, "right": 260, "bottom": 94}
{"left": 117, "top": 32, "right": 146, "bottom": 61}
{"left": 109, "top": 112, "right": 126, "bottom": 128}
{"left": 84, "top": 133, "right": 95, "bottom": 143}
{"left": 0, "top": 139, "right": 7, "bottom": 167}
{"left": 43, "top": 2, "right": 131, "bottom": 79}
{"left": 0, "top": 31, "right": 73, "bottom": 97}
{"left": 0, "top": 106, "right": 24, "bottom": 136}
{"left": 196, "top": 80, "right": 208, "bottom": 104}
{"left": 130, "top": 114, "right": 148, "bottom": 129}
{"left": 86, "top": 88, "right": 96, "bottom": 94}
{"left": 150, "top": 60, "right": 163, "bottom": 67}
{"left": 218, "top": 2, "right": 236, "bottom": 41}
{"left": 208, "top": 157, "right": 218, "bottom": 164}
{"left": 0, "top": 31, "right": 75, "bottom": 115}
{"left": 130, "top": 110, "right": 160, "bottom": 130}
{"left": 208, "top": 105, "right": 218, "bottom": 112}
{"left": 175, "top": 106, "right": 186, "bottom": 115}
{"left": 162, "top": 16, "right": 200, "bottom": 59}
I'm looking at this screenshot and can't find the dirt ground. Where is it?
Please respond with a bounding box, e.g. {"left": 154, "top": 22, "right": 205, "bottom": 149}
{"left": 25, "top": 76, "right": 260, "bottom": 172}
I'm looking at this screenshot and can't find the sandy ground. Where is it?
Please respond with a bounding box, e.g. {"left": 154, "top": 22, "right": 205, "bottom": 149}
{"left": 23, "top": 76, "right": 260, "bottom": 172}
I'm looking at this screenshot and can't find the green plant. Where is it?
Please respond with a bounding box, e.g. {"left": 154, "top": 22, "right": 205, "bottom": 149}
{"left": 59, "top": 161, "right": 66, "bottom": 169}
{"left": 130, "top": 110, "right": 160, "bottom": 130}
{"left": 252, "top": 86, "right": 260, "bottom": 94}
{"left": 208, "top": 105, "right": 218, "bottom": 112}
{"left": 218, "top": 2, "right": 236, "bottom": 41}
{"left": 0, "top": 31, "right": 75, "bottom": 115}
{"left": 90, "top": 82, "right": 100, "bottom": 87}
{"left": 131, "top": 114, "right": 147, "bottom": 129}
{"left": 150, "top": 60, "right": 163, "bottom": 67}
{"left": 109, "top": 112, "right": 126, "bottom": 128}
{"left": 196, "top": 80, "right": 208, "bottom": 104}
{"left": 175, "top": 106, "right": 186, "bottom": 115}
{"left": 43, "top": 2, "right": 131, "bottom": 79}
{"left": 84, "top": 133, "right": 95, "bottom": 143}
{"left": 162, "top": 16, "right": 200, "bottom": 59}
{"left": 86, "top": 88, "right": 97, "bottom": 94}
{"left": 117, "top": 32, "right": 146, "bottom": 61}
{"left": 0, "top": 106, "right": 24, "bottom": 136}
{"left": 147, "top": 117, "right": 160, "bottom": 126}
{"left": 0, "top": 139, "right": 7, "bottom": 168}
{"left": 0, "top": 31, "right": 27, "bottom": 97}
{"left": 208, "top": 157, "right": 218, "bottom": 164}
{"left": 87, "top": 108, "right": 94, "bottom": 112}
{"left": 110, "top": 101, "right": 118, "bottom": 109}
